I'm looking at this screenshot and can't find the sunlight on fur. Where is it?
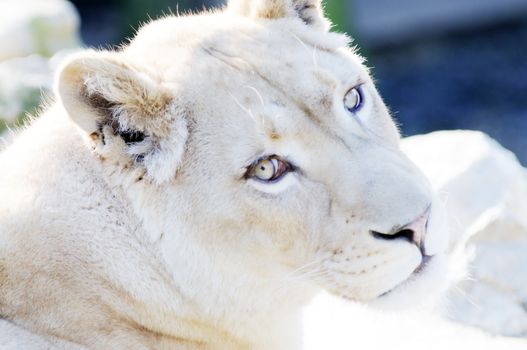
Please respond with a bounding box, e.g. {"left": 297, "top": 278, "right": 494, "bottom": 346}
{"left": 0, "top": 0, "right": 524, "bottom": 349}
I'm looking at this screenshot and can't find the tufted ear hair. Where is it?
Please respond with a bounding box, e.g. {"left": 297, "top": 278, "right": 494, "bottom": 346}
{"left": 56, "top": 50, "right": 188, "bottom": 184}
{"left": 228, "top": 0, "right": 330, "bottom": 31}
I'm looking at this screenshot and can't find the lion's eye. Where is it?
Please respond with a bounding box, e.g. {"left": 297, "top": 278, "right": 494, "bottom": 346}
{"left": 344, "top": 86, "right": 363, "bottom": 113}
{"left": 246, "top": 156, "right": 292, "bottom": 182}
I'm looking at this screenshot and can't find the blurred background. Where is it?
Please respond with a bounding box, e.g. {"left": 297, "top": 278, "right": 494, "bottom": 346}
{"left": 1, "top": 0, "right": 527, "bottom": 340}
{"left": 1, "top": 0, "right": 525, "bottom": 165}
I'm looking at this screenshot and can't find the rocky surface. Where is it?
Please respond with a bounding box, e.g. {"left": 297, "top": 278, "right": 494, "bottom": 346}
{"left": 0, "top": 0, "right": 80, "bottom": 133}
{"left": 0, "top": 0, "right": 80, "bottom": 60}
{"left": 0, "top": 55, "right": 52, "bottom": 125}
{"left": 402, "top": 130, "right": 527, "bottom": 337}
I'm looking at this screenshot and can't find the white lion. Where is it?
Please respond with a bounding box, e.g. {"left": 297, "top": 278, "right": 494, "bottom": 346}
{"left": 0, "top": 1, "right": 522, "bottom": 349}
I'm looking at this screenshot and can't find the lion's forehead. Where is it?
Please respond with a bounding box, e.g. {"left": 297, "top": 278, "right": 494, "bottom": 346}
{"left": 124, "top": 12, "right": 405, "bottom": 197}
{"left": 123, "top": 13, "right": 375, "bottom": 159}
{"left": 128, "top": 13, "right": 363, "bottom": 99}
{"left": 130, "top": 12, "right": 351, "bottom": 56}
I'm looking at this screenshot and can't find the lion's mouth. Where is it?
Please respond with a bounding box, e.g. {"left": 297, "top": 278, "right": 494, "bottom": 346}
{"left": 413, "top": 255, "right": 432, "bottom": 275}
{"left": 377, "top": 254, "right": 434, "bottom": 299}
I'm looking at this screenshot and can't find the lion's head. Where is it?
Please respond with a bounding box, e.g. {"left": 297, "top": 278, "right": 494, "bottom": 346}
{"left": 57, "top": 0, "right": 448, "bottom": 317}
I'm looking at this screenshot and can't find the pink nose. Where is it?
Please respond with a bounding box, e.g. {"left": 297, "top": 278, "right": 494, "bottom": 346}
{"left": 398, "top": 208, "right": 430, "bottom": 250}
{"left": 371, "top": 208, "right": 431, "bottom": 254}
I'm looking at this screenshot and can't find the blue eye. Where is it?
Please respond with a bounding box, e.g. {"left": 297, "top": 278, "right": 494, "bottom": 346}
{"left": 344, "top": 86, "right": 363, "bottom": 113}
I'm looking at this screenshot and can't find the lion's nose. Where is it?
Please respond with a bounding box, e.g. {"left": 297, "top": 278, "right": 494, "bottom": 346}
{"left": 371, "top": 208, "right": 430, "bottom": 254}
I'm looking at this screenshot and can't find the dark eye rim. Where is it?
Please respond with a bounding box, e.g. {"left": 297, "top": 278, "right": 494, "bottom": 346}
{"left": 344, "top": 85, "right": 364, "bottom": 113}
{"left": 244, "top": 155, "right": 295, "bottom": 183}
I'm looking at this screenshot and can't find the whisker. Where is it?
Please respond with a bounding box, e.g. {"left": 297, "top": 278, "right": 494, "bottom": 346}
{"left": 312, "top": 46, "right": 319, "bottom": 68}
{"left": 289, "top": 265, "right": 332, "bottom": 283}
{"left": 286, "top": 255, "right": 330, "bottom": 279}
{"left": 288, "top": 31, "right": 310, "bottom": 51}
{"left": 245, "top": 85, "right": 265, "bottom": 107}
{"left": 286, "top": 271, "right": 324, "bottom": 285}
{"left": 288, "top": 259, "right": 323, "bottom": 276}
{"left": 229, "top": 92, "right": 257, "bottom": 123}
{"left": 452, "top": 285, "right": 481, "bottom": 311}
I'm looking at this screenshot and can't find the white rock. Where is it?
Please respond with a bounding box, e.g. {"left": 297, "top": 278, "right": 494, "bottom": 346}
{"left": 448, "top": 242, "right": 527, "bottom": 337}
{"left": 402, "top": 130, "right": 527, "bottom": 245}
{"left": 0, "top": 0, "right": 80, "bottom": 61}
{"left": 0, "top": 0, "right": 82, "bottom": 131}
{"left": 402, "top": 130, "right": 527, "bottom": 337}
{"left": 0, "top": 55, "right": 51, "bottom": 123}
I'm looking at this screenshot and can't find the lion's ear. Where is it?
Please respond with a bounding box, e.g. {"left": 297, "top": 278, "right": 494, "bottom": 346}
{"left": 56, "top": 51, "right": 188, "bottom": 184}
{"left": 228, "top": 0, "right": 330, "bottom": 31}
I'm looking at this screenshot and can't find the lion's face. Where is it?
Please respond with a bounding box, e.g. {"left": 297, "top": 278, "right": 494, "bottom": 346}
{"left": 57, "top": 0, "right": 448, "bottom": 305}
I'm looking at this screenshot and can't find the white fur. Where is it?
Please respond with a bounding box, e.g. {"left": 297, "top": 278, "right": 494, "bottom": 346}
{"left": 0, "top": 1, "right": 510, "bottom": 349}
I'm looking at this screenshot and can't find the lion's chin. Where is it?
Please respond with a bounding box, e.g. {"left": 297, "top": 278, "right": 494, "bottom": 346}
{"left": 369, "top": 253, "right": 450, "bottom": 311}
